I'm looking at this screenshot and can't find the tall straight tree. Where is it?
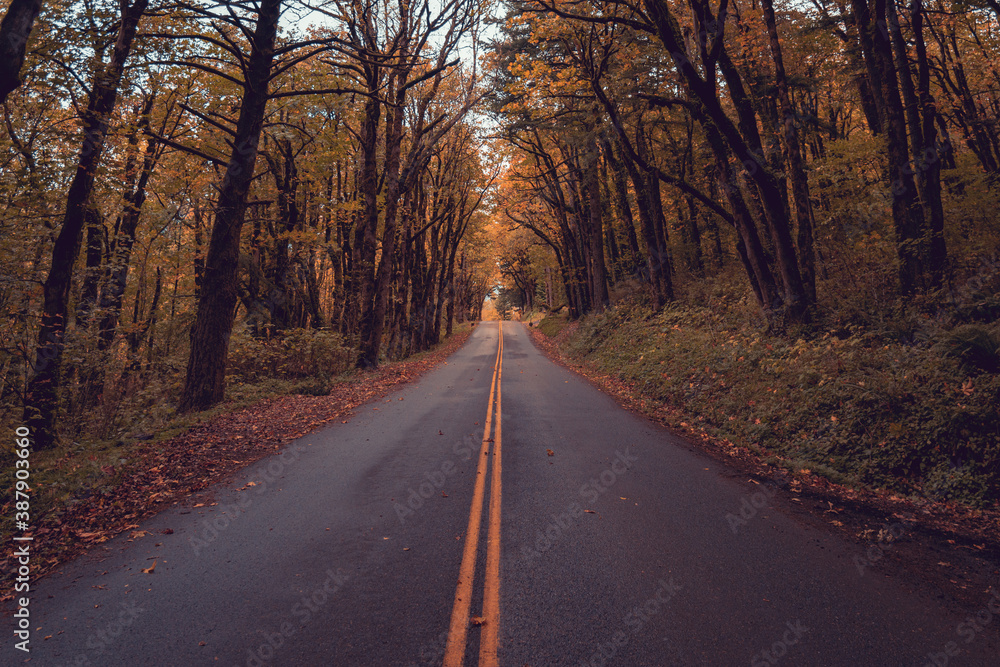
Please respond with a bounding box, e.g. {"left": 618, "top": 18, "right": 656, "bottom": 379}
{"left": 179, "top": 0, "right": 283, "bottom": 412}
{"left": 22, "top": 0, "right": 150, "bottom": 450}
{"left": 850, "top": 0, "right": 935, "bottom": 293}
{"left": 761, "top": 0, "right": 816, "bottom": 304}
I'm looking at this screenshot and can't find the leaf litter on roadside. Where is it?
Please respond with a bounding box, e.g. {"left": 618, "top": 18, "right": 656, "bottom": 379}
{"left": 0, "top": 329, "right": 473, "bottom": 598}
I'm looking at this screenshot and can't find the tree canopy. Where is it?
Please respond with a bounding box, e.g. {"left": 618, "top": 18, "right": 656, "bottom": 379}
{"left": 2, "top": 0, "right": 999, "bottom": 449}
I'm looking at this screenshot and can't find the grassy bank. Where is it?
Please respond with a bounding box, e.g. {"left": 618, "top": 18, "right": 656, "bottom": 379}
{"left": 538, "top": 298, "right": 1000, "bottom": 508}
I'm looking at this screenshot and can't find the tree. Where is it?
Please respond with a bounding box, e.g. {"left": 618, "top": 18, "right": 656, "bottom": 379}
{"left": 0, "top": 0, "right": 44, "bottom": 103}
{"left": 23, "top": 0, "right": 151, "bottom": 449}
{"left": 178, "top": 0, "right": 285, "bottom": 412}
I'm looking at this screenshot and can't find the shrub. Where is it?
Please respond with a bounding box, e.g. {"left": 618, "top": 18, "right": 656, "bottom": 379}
{"left": 934, "top": 324, "right": 1000, "bottom": 373}
{"left": 227, "top": 328, "right": 354, "bottom": 391}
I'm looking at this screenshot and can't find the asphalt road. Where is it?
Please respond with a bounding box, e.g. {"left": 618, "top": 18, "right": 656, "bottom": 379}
{"left": 14, "top": 322, "right": 1000, "bottom": 666}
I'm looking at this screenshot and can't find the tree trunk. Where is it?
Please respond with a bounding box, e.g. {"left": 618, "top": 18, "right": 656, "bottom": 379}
{"left": 0, "top": 0, "right": 43, "bottom": 103}
{"left": 22, "top": 0, "right": 149, "bottom": 450}
{"left": 601, "top": 135, "right": 641, "bottom": 272}
{"left": 98, "top": 103, "right": 158, "bottom": 352}
{"left": 178, "top": 0, "right": 282, "bottom": 412}
{"left": 641, "top": 0, "right": 811, "bottom": 322}
{"left": 347, "top": 93, "right": 381, "bottom": 359}
{"left": 857, "top": 0, "right": 927, "bottom": 293}
{"left": 583, "top": 133, "right": 610, "bottom": 310}
{"left": 911, "top": 0, "right": 948, "bottom": 286}
{"left": 762, "top": 0, "right": 816, "bottom": 304}
{"left": 361, "top": 55, "right": 408, "bottom": 367}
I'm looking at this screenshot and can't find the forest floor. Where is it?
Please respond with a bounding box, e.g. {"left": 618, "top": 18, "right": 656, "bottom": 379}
{"left": 0, "top": 325, "right": 474, "bottom": 596}
{"left": 527, "top": 317, "right": 1000, "bottom": 610}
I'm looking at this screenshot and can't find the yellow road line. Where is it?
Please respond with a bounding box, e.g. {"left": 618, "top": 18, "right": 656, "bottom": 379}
{"left": 443, "top": 322, "right": 503, "bottom": 667}
{"left": 479, "top": 322, "right": 503, "bottom": 666}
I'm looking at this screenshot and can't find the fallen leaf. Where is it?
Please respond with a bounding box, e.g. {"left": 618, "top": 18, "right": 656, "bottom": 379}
{"left": 584, "top": 509, "right": 596, "bottom": 514}
{"left": 546, "top": 449, "right": 554, "bottom": 456}
{"left": 141, "top": 561, "right": 157, "bottom": 574}
{"left": 470, "top": 616, "right": 485, "bottom": 626}
{"left": 130, "top": 531, "right": 149, "bottom": 539}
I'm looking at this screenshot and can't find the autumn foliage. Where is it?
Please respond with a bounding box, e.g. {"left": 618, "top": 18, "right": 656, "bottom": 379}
{"left": 1, "top": 0, "right": 496, "bottom": 450}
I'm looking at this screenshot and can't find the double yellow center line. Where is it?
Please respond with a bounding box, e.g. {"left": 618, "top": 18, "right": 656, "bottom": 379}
{"left": 443, "top": 322, "right": 504, "bottom": 667}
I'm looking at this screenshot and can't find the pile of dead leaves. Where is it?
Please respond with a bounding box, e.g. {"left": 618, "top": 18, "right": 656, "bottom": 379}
{"left": 0, "top": 326, "right": 472, "bottom": 596}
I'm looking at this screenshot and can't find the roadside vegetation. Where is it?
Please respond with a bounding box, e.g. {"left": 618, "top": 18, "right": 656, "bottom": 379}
{"left": 534, "top": 275, "right": 1000, "bottom": 508}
